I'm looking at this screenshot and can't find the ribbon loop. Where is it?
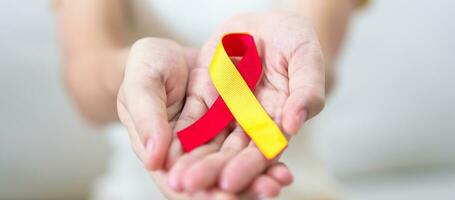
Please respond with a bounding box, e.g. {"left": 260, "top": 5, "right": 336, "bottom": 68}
{"left": 177, "top": 33, "right": 288, "bottom": 159}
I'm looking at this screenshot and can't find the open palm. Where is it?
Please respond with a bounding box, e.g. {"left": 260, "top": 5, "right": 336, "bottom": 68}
{"left": 167, "top": 12, "right": 326, "bottom": 195}
{"left": 117, "top": 37, "right": 294, "bottom": 199}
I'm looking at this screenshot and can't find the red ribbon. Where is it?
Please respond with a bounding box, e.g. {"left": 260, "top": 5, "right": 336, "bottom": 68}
{"left": 177, "top": 34, "right": 262, "bottom": 152}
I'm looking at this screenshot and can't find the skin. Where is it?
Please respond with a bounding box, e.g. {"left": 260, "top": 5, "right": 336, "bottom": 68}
{"left": 117, "top": 38, "right": 293, "bottom": 199}
{"left": 55, "top": 0, "right": 361, "bottom": 198}
{"left": 166, "top": 13, "right": 326, "bottom": 194}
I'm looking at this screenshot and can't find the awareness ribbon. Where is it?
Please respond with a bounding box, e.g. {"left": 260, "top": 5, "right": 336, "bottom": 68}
{"left": 177, "top": 33, "right": 288, "bottom": 159}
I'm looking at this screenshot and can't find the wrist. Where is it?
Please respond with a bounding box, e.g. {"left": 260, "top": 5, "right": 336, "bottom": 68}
{"left": 296, "top": 1, "right": 350, "bottom": 54}
{"left": 62, "top": 48, "right": 128, "bottom": 124}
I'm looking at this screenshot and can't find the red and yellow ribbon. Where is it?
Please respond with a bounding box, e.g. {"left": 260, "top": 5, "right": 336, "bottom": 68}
{"left": 177, "top": 33, "right": 287, "bottom": 159}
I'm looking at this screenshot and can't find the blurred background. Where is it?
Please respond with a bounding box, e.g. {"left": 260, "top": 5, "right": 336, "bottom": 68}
{"left": 0, "top": 0, "right": 453, "bottom": 200}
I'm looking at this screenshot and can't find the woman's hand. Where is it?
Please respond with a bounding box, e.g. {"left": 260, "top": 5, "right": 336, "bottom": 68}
{"left": 118, "top": 37, "right": 294, "bottom": 199}
{"left": 117, "top": 37, "right": 191, "bottom": 170}
{"left": 168, "top": 11, "right": 325, "bottom": 194}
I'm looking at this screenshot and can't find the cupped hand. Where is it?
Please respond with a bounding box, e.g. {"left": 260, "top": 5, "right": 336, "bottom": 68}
{"left": 117, "top": 37, "right": 293, "bottom": 199}
{"left": 117, "top": 37, "right": 189, "bottom": 171}
{"left": 168, "top": 11, "right": 325, "bottom": 194}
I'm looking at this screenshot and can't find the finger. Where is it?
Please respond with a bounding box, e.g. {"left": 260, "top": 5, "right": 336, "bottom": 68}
{"left": 190, "top": 189, "right": 238, "bottom": 200}
{"left": 149, "top": 171, "right": 236, "bottom": 200}
{"left": 282, "top": 42, "right": 325, "bottom": 135}
{"left": 166, "top": 53, "right": 222, "bottom": 166}
{"left": 266, "top": 162, "right": 294, "bottom": 186}
{"left": 165, "top": 95, "right": 209, "bottom": 168}
{"left": 123, "top": 84, "right": 172, "bottom": 171}
{"left": 219, "top": 145, "right": 271, "bottom": 193}
{"left": 147, "top": 171, "right": 189, "bottom": 200}
{"left": 168, "top": 142, "right": 219, "bottom": 192}
{"left": 117, "top": 98, "right": 147, "bottom": 161}
{"left": 243, "top": 175, "right": 282, "bottom": 199}
{"left": 167, "top": 95, "right": 228, "bottom": 191}
{"left": 182, "top": 127, "right": 250, "bottom": 192}
{"left": 122, "top": 38, "right": 187, "bottom": 170}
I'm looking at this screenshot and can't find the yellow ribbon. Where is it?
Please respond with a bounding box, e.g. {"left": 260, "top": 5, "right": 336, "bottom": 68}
{"left": 209, "top": 35, "right": 288, "bottom": 159}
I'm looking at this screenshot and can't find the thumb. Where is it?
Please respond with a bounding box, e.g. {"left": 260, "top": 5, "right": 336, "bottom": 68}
{"left": 281, "top": 44, "right": 326, "bottom": 135}
{"left": 121, "top": 38, "right": 187, "bottom": 170}
{"left": 121, "top": 83, "right": 172, "bottom": 171}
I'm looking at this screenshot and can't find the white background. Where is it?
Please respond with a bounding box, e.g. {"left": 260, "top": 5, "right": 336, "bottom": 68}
{"left": 0, "top": 0, "right": 454, "bottom": 199}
